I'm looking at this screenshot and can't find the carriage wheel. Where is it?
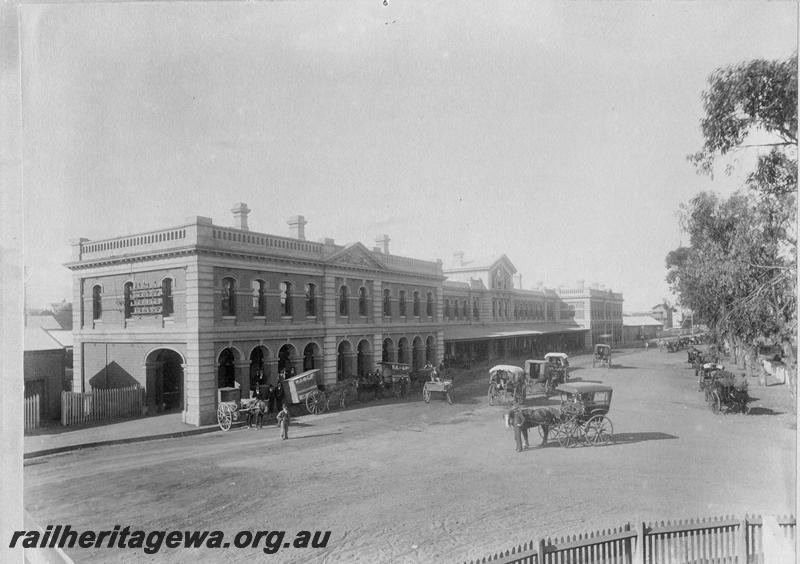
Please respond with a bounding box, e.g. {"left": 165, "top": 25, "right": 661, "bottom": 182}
{"left": 556, "top": 422, "right": 583, "bottom": 448}
{"left": 306, "top": 390, "right": 326, "bottom": 415}
{"left": 423, "top": 385, "right": 431, "bottom": 403}
{"left": 709, "top": 390, "right": 721, "bottom": 414}
{"left": 487, "top": 385, "right": 498, "bottom": 406}
{"left": 217, "top": 403, "right": 233, "bottom": 431}
{"left": 585, "top": 415, "right": 614, "bottom": 446}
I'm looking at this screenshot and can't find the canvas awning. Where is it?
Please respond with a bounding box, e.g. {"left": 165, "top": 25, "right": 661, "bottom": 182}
{"left": 443, "top": 323, "right": 588, "bottom": 342}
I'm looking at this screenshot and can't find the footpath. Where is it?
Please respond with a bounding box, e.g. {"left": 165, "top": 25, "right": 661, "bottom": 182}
{"left": 23, "top": 412, "right": 220, "bottom": 460}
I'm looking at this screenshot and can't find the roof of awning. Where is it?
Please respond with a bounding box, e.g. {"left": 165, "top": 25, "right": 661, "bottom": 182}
{"left": 443, "top": 322, "right": 588, "bottom": 342}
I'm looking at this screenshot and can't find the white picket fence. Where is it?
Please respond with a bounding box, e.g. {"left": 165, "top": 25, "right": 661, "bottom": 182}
{"left": 61, "top": 385, "right": 145, "bottom": 426}
{"left": 24, "top": 394, "right": 41, "bottom": 431}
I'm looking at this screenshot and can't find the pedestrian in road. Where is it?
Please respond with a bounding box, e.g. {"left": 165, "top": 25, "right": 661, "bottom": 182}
{"left": 276, "top": 404, "right": 290, "bottom": 440}
{"left": 645, "top": 340, "right": 650, "bottom": 352}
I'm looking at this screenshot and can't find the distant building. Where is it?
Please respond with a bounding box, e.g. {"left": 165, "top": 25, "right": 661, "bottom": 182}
{"left": 622, "top": 315, "right": 663, "bottom": 343}
{"left": 650, "top": 304, "right": 674, "bottom": 329}
{"left": 557, "top": 280, "right": 625, "bottom": 347}
{"left": 24, "top": 326, "right": 68, "bottom": 422}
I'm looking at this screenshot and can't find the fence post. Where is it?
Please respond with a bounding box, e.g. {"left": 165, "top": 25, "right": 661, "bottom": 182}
{"left": 738, "top": 517, "right": 748, "bottom": 563}
{"left": 634, "top": 521, "right": 646, "bottom": 564}
{"left": 538, "top": 538, "right": 546, "bottom": 564}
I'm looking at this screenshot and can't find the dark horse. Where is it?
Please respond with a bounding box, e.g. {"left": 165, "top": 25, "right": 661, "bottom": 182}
{"left": 245, "top": 387, "right": 269, "bottom": 430}
{"left": 356, "top": 370, "right": 386, "bottom": 401}
{"left": 504, "top": 406, "right": 562, "bottom": 451}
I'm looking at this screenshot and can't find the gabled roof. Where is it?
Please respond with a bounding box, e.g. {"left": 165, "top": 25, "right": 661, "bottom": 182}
{"left": 24, "top": 327, "right": 66, "bottom": 352}
{"left": 324, "top": 242, "right": 385, "bottom": 270}
{"left": 47, "top": 330, "right": 74, "bottom": 348}
{"left": 26, "top": 315, "right": 63, "bottom": 330}
{"left": 444, "top": 254, "right": 517, "bottom": 274}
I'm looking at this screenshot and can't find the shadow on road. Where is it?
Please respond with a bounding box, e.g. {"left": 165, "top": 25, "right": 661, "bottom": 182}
{"left": 747, "top": 407, "right": 785, "bottom": 416}
{"left": 608, "top": 432, "right": 678, "bottom": 445}
{"left": 291, "top": 431, "right": 344, "bottom": 440}
{"left": 609, "top": 364, "right": 638, "bottom": 369}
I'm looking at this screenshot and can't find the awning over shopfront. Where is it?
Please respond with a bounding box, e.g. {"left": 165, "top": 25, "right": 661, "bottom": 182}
{"left": 443, "top": 323, "right": 588, "bottom": 342}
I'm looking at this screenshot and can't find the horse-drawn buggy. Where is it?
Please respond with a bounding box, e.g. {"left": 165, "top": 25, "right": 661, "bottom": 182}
{"left": 523, "top": 359, "right": 557, "bottom": 394}
{"left": 422, "top": 369, "right": 454, "bottom": 404}
{"left": 552, "top": 382, "right": 614, "bottom": 447}
{"left": 592, "top": 344, "right": 612, "bottom": 368}
{"left": 544, "top": 352, "right": 570, "bottom": 383}
{"left": 699, "top": 367, "right": 750, "bottom": 414}
{"left": 378, "top": 362, "right": 412, "bottom": 398}
{"left": 488, "top": 365, "right": 526, "bottom": 405}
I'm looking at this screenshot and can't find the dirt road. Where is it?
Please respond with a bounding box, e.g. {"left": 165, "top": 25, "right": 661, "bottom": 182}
{"left": 24, "top": 348, "right": 795, "bottom": 563}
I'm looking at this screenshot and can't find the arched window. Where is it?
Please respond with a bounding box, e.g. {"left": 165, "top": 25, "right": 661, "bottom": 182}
{"left": 383, "top": 289, "right": 391, "bottom": 317}
{"left": 462, "top": 300, "right": 467, "bottom": 319}
{"left": 426, "top": 292, "right": 433, "bottom": 317}
{"left": 399, "top": 291, "right": 407, "bottom": 317}
{"left": 221, "top": 277, "right": 236, "bottom": 316}
{"left": 473, "top": 298, "right": 479, "bottom": 320}
{"left": 305, "top": 283, "right": 316, "bottom": 317}
{"left": 280, "top": 281, "right": 292, "bottom": 317}
{"left": 358, "top": 287, "right": 368, "bottom": 316}
{"left": 92, "top": 285, "right": 102, "bottom": 320}
{"left": 162, "top": 278, "right": 174, "bottom": 317}
{"left": 123, "top": 282, "right": 133, "bottom": 319}
{"left": 251, "top": 279, "right": 266, "bottom": 316}
{"left": 444, "top": 299, "right": 450, "bottom": 319}
{"left": 413, "top": 291, "right": 420, "bottom": 317}
{"left": 339, "top": 285, "right": 349, "bottom": 316}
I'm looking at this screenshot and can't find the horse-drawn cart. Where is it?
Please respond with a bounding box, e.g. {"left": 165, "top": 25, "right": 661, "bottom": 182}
{"left": 488, "top": 365, "right": 526, "bottom": 405}
{"left": 217, "top": 387, "right": 268, "bottom": 431}
{"left": 551, "top": 382, "right": 614, "bottom": 447}
{"left": 379, "top": 362, "right": 412, "bottom": 397}
{"left": 281, "top": 369, "right": 332, "bottom": 415}
{"left": 592, "top": 344, "right": 612, "bottom": 368}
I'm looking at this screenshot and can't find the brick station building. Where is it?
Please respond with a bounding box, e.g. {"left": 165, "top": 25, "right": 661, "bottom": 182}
{"left": 67, "top": 203, "right": 622, "bottom": 426}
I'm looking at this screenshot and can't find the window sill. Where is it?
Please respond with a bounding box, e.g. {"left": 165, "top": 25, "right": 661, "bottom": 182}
{"left": 253, "top": 315, "right": 266, "bottom": 320}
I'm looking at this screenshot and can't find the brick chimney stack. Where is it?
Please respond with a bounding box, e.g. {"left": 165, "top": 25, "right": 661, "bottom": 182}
{"left": 288, "top": 215, "right": 307, "bottom": 240}
{"left": 231, "top": 203, "right": 251, "bottom": 231}
{"left": 375, "top": 234, "right": 390, "bottom": 254}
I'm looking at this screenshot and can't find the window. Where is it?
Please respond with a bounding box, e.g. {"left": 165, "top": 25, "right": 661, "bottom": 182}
{"left": 124, "top": 282, "right": 133, "bottom": 319}
{"left": 162, "top": 278, "right": 174, "bottom": 317}
{"left": 280, "top": 281, "right": 292, "bottom": 317}
{"left": 462, "top": 300, "right": 467, "bottom": 318}
{"left": 473, "top": 298, "right": 479, "bottom": 320}
{"left": 252, "top": 279, "right": 266, "bottom": 316}
{"left": 222, "top": 277, "right": 236, "bottom": 316}
{"left": 339, "top": 285, "right": 349, "bottom": 316}
{"left": 358, "top": 287, "right": 368, "bottom": 316}
{"left": 305, "top": 283, "right": 316, "bottom": 316}
{"left": 444, "top": 299, "right": 450, "bottom": 319}
{"left": 399, "top": 291, "right": 406, "bottom": 317}
{"left": 426, "top": 292, "right": 433, "bottom": 317}
{"left": 92, "top": 285, "right": 102, "bottom": 320}
{"left": 413, "top": 291, "right": 420, "bottom": 317}
{"left": 383, "top": 289, "right": 391, "bottom": 317}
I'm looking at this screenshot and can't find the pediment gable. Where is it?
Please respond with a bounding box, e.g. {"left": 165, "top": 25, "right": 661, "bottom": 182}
{"left": 326, "top": 243, "right": 385, "bottom": 269}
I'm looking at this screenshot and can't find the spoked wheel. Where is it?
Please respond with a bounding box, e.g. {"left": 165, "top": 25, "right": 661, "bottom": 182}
{"left": 487, "top": 385, "right": 499, "bottom": 406}
{"left": 306, "top": 390, "right": 327, "bottom": 415}
{"left": 423, "top": 385, "right": 431, "bottom": 403}
{"left": 217, "top": 403, "right": 233, "bottom": 431}
{"left": 557, "top": 421, "right": 585, "bottom": 448}
{"left": 585, "top": 415, "right": 614, "bottom": 446}
{"left": 709, "top": 390, "right": 721, "bottom": 414}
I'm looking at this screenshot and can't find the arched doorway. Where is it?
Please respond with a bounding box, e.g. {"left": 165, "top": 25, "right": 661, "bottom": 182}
{"left": 146, "top": 349, "right": 185, "bottom": 413}
{"left": 412, "top": 336, "right": 424, "bottom": 370}
{"left": 217, "top": 348, "right": 237, "bottom": 388}
{"left": 278, "top": 344, "right": 296, "bottom": 377}
{"left": 303, "top": 342, "right": 320, "bottom": 371}
{"left": 357, "top": 339, "right": 371, "bottom": 378}
{"left": 397, "top": 337, "right": 409, "bottom": 365}
{"left": 425, "top": 336, "right": 435, "bottom": 364}
{"left": 250, "top": 346, "right": 269, "bottom": 394}
{"left": 382, "top": 338, "right": 394, "bottom": 362}
{"left": 337, "top": 340, "right": 353, "bottom": 381}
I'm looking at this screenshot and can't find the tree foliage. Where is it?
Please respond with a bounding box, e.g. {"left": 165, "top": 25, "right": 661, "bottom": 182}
{"left": 668, "top": 54, "right": 797, "bottom": 373}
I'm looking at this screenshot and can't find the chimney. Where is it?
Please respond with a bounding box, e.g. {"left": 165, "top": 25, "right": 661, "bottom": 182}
{"left": 231, "top": 203, "right": 251, "bottom": 231}
{"left": 288, "top": 215, "right": 307, "bottom": 240}
{"left": 374, "top": 234, "right": 390, "bottom": 254}
{"left": 453, "top": 250, "right": 464, "bottom": 266}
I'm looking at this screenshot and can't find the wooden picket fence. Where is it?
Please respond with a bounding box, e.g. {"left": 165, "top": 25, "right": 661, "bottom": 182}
{"left": 61, "top": 385, "right": 145, "bottom": 426}
{"left": 24, "top": 394, "right": 41, "bottom": 431}
{"left": 463, "top": 514, "right": 795, "bottom": 564}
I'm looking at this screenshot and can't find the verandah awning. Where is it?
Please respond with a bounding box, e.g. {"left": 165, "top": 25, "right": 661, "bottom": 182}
{"left": 443, "top": 323, "right": 588, "bottom": 342}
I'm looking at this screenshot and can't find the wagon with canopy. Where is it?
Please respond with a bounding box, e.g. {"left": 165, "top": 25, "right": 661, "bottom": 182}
{"left": 488, "top": 365, "right": 526, "bottom": 405}
{"left": 544, "top": 353, "right": 570, "bottom": 384}
{"left": 524, "top": 359, "right": 557, "bottom": 395}
{"left": 550, "top": 382, "right": 614, "bottom": 447}
{"left": 279, "top": 369, "right": 333, "bottom": 415}
{"left": 378, "top": 362, "right": 413, "bottom": 398}
{"left": 592, "top": 344, "right": 612, "bottom": 368}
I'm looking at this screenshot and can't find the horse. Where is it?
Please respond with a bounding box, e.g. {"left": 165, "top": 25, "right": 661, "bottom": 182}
{"left": 245, "top": 388, "right": 269, "bottom": 430}
{"left": 504, "top": 406, "right": 562, "bottom": 451}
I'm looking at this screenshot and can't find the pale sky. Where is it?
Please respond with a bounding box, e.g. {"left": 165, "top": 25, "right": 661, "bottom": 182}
{"left": 19, "top": 1, "right": 797, "bottom": 312}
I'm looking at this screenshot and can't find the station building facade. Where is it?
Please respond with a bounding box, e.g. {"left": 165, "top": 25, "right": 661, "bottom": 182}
{"left": 67, "top": 203, "right": 623, "bottom": 426}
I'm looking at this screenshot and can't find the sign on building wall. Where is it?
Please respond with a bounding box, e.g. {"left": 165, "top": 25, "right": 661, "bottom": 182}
{"left": 131, "top": 281, "right": 163, "bottom": 315}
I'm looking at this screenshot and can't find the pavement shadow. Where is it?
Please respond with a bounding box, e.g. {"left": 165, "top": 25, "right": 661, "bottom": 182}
{"left": 606, "top": 432, "right": 678, "bottom": 445}
{"left": 747, "top": 407, "right": 785, "bottom": 416}
{"left": 610, "top": 364, "right": 637, "bottom": 369}
{"left": 290, "top": 432, "right": 344, "bottom": 440}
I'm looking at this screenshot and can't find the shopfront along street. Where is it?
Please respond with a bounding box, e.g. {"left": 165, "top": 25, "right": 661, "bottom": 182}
{"left": 23, "top": 347, "right": 795, "bottom": 563}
